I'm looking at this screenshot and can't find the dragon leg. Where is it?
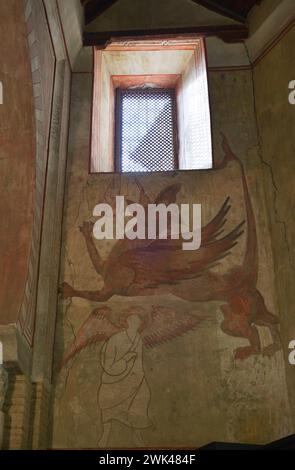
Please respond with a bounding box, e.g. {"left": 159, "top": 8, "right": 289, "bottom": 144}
{"left": 220, "top": 303, "right": 261, "bottom": 360}
{"left": 252, "top": 292, "right": 281, "bottom": 357}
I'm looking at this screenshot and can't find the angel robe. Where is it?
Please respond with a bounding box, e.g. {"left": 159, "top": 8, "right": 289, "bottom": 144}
{"left": 98, "top": 330, "right": 151, "bottom": 429}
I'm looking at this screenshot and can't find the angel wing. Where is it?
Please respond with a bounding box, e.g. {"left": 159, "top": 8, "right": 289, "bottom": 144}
{"left": 61, "top": 306, "right": 119, "bottom": 368}
{"left": 143, "top": 305, "right": 208, "bottom": 348}
{"left": 118, "top": 197, "right": 244, "bottom": 288}
{"left": 61, "top": 305, "right": 207, "bottom": 368}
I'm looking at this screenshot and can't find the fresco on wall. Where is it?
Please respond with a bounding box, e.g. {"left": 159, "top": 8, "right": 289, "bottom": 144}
{"left": 61, "top": 304, "right": 209, "bottom": 448}
{"left": 60, "top": 136, "right": 280, "bottom": 361}
{"left": 53, "top": 136, "right": 291, "bottom": 449}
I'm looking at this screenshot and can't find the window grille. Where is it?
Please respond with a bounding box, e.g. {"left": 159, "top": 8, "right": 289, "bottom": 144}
{"left": 115, "top": 88, "right": 178, "bottom": 173}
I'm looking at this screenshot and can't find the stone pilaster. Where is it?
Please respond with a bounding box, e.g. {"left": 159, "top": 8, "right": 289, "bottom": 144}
{"left": 0, "top": 366, "right": 8, "bottom": 449}
{"left": 2, "top": 371, "right": 32, "bottom": 449}
{"left": 30, "top": 382, "right": 51, "bottom": 449}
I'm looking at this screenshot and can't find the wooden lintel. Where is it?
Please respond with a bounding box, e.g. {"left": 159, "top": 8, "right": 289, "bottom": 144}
{"left": 83, "top": 25, "right": 248, "bottom": 48}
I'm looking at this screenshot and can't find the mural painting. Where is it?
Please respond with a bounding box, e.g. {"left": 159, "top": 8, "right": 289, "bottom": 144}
{"left": 54, "top": 136, "right": 290, "bottom": 448}
{"left": 60, "top": 136, "right": 280, "bottom": 361}
{"left": 61, "top": 304, "right": 208, "bottom": 447}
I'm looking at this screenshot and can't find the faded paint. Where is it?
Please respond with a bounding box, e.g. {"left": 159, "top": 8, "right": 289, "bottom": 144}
{"left": 52, "top": 66, "right": 293, "bottom": 448}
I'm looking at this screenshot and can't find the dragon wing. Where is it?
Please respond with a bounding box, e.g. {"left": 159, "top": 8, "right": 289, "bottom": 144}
{"left": 118, "top": 198, "right": 244, "bottom": 287}
{"left": 201, "top": 196, "right": 231, "bottom": 243}
{"left": 154, "top": 183, "right": 182, "bottom": 205}
{"left": 61, "top": 306, "right": 120, "bottom": 368}
{"left": 143, "top": 306, "right": 208, "bottom": 348}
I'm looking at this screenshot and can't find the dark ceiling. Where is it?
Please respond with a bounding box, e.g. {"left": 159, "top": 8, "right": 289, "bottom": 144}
{"left": 81, "top": 0, "right": 261, "bottom": 25}
{"left": 193, "top": 1, "right": 261, "bottom": 22}
{"left": 221, "top": 0, "right": 260, "bottom": 16}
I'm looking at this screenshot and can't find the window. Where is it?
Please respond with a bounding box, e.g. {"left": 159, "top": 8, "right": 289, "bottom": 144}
{"left": 115, "top": 88, "right": 178, "bottom": 172}
{"left": 91, "top": 38, "right": 212, "bottom": 173}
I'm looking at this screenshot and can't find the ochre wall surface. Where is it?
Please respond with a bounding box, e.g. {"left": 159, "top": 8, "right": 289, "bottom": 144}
{"left": 52, "top": 66, "right": 293, "bottom": 448}
{"left": 253, "top": 24, "right": 295, "bottom": 425}
{"left": 0, "top": 0, "right": 35, "bottom": 325}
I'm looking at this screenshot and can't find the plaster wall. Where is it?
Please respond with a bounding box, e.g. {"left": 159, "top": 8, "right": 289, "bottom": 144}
{"left": 52, "top": 61, "right": 293, "bottom": 447}
{"left": 0, "top": 0, "right": 35, "bottom": 326}
{"left": 253, "top": 23, "right": 295, "bottom": 427}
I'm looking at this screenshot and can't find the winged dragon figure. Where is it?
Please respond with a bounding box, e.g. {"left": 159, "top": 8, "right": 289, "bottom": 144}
{"left": 60, "top": 135, "right": 281, "bottom": 360}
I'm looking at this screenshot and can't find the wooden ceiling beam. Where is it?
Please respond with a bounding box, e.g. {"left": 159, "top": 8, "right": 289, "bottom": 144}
{"left": 83, "top": 24, "right": 248, "bottom": 48}
{"left": 84, "top": 0, "right": 120, "bottom": 25}
{"left": 190, "top": 0, "right": 246, "bottom": 23}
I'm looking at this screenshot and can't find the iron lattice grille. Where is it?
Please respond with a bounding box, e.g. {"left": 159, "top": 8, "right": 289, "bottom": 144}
{"left": 115, "top": 88, "right": 178, "bottom": 172}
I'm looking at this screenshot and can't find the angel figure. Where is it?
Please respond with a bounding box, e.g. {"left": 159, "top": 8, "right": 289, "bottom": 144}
{"left": 60, "top": 304, "right": 206, "bottom": 448}
{"left": 98, "top": 307, "right": 150, "bottom": 448}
